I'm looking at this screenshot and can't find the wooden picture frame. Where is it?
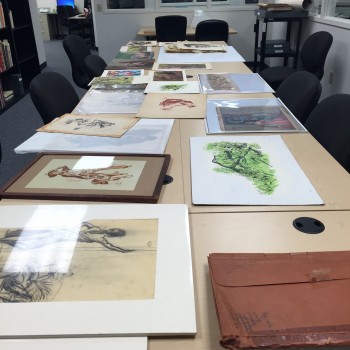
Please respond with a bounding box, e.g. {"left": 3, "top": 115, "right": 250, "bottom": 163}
{"left": 0, "top": 153, "right": 170, "bottom": 203}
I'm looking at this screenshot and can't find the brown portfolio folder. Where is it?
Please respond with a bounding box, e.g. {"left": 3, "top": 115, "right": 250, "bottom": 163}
{"left": 208, "top": 252, "right": 350, "bottom": 349}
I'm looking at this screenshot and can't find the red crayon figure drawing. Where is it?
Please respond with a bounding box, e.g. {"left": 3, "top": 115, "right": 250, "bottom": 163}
{"left": 47, "top": 165, "right": 132, "bottom": 185}
{"left": 159, "top": 98, "right": 195, "bottom": 111}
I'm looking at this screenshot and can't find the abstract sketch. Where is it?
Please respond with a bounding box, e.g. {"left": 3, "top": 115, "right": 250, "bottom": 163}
{"left": 159, "top": 98, "right": 195, "bottom": 111}
{"left": 0, "top": 219, "right": 158, "bottom": 302}
{"left": 206, "top": 141, "right": 278, "bottom": 195}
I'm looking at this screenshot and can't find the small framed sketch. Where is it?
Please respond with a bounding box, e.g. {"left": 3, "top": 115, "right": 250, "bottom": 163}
{"left": 0, "top": 153, "right": 170, "bottom": 203}
{"left": 205, "top": 98, "right": 306, "bottom": 134}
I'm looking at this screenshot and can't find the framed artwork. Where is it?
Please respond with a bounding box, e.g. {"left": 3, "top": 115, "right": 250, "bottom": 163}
{"left": 37, "top": 114, "right": 139, "bottom": 138}
{"left": 106, "top": 59, "right": 155, "bottom": 70}
{"left": 0, "top": 153, "right": 170, "bottom": 203}
{"left": 205, "top": 98, "right": 306, "bottom": 133}
{"left": 190, "top": 135, "right": 323, "bottom": 205}
{"left": 0, "top": 203, "right": 196, "bottom": 336}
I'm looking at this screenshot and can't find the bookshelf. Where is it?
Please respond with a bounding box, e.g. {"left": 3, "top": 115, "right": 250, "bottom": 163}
{"left": 0, "top": 0, "right": 40, "bottom": 113}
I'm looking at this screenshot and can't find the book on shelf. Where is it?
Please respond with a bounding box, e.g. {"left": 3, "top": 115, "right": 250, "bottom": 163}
{"left": 0, "top": 1, "right": 5, "bottom": 28}
{"left": 0, "top": 80, "right": 5, "bottom": 109}
{"left": 8, "top": 10, "right": 14, "bottom": 28}
{"left": 258, "top": 2, "right": 293, "bottom": 11}
{"left": 0, "top": 40, "right": 13, "bottom": 72}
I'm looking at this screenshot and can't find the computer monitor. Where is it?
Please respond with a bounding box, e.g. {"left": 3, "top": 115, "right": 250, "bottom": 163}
{"left": 57, "top": 0, "right": 75, "bottom": 7}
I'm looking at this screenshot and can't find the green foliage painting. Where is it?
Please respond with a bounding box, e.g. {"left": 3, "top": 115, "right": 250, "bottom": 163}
{"left": 206, "top": 142, "right": 278, "bottom": 195}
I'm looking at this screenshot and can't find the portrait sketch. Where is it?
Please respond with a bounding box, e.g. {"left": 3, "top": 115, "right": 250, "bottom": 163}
{"left": 0, "top": 218, "right": 158, "bottom": 303}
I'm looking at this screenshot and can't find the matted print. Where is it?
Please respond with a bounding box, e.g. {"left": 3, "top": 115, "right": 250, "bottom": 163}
{"left": 120, "top": 45, "right": 152, "bottom": 53}
{"left": 190, "top": 135, "right": 323, "bottom": 205}
{"left": 149, "top": 70, "right": 187, "bottom": 82}
{"left": 198, "top": 73, "right": 274, "bottom": 94}
{"left": 37, "top": 114, "right": 139, "bottom": 137}
{"left": 114, "top": 51, "right": 154, "bottom": 60}
{"left": 127, "top": 40, "right": 157, "bottom": 46}
{"left": 153, "top": 62, "right": 212, "bottom": 70}
{"left": 144, "top": 81, "right": 200, "bottom": 94}
{"left": 101, "top": 69, "right": 144, "bottom": 77}
{"left": 137, "top": 93, "right": 206, "bottom": 119}
{"left": 0, "top": 153, "right": 170, "bottom": 203}
{"left": 0, "top": 204, "right": 196, "bottom": 336}
{"left": 89, "top": 76, "right": 134, "bottom": 86}
{"left": 106, "top": 59, "right": 155, "bottom": 70}
{"left": 205, "top": 98, "right": 306, "bottom": 134}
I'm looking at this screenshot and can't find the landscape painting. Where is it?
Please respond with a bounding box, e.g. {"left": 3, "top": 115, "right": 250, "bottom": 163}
{"left": 190, "top": 135, "right": 323, "bottom": 205}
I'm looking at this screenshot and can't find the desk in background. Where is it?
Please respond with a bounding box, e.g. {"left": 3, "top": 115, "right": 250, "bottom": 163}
{"left": 138, "top": 26, "right": 238, "bottom": 40}
{"left": 38, "top": 12, "right": 59, "bottom": 40}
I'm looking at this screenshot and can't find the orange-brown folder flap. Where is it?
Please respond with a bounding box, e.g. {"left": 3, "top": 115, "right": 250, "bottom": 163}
{"left": 208, "top": 252, "right": 350, "bottom": 349}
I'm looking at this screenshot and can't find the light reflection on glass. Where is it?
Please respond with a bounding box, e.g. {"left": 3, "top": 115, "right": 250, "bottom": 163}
{"left": 3, "top": 206, "right": 88, "bottom": 273}
{"left": 73, "top": 156, "right": 115, "bottom": 170}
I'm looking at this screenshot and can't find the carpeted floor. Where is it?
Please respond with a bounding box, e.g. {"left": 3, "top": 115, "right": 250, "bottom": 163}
{"left": 0, "top": 39, "right": 88, "bottom": 188}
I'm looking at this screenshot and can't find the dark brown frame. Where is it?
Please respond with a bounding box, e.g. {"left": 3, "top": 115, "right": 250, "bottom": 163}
{"left": 0, "top": 153, "right": 170, "bottom": 203}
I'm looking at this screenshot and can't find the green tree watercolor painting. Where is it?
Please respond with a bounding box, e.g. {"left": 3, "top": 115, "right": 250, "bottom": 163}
{"left": 206, "top": 141, "right": 278, "bottom": 195}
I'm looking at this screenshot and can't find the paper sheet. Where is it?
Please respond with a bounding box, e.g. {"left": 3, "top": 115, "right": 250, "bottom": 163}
{"left": 157, "top": 46, "right": 245, "bottom": 63}
{"left": 0, "top": 337, "right": 147, "bottom": 350}
{"left": 15, "top": 119, "right": 174, "bottom": 155}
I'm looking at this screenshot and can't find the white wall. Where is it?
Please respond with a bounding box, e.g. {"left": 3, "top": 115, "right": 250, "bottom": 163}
{"left": 30, "top": 0, "right": 46, "bottom": 66}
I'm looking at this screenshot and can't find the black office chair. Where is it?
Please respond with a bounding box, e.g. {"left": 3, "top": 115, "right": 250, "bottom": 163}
{"left": 260, "top": 31, "right": 333, "bottom": 90}
{"left": 84, "top": 54, "right": 107, "bottom": 80}
{"left": 155, "top": 15, "right": 187, "bottom": 42}
{"left": 275, "top": 71, "right": 322, "bottom": 124}
{"left": 63, "top": 34, "right": 91, "bottom": 89}
{"left": 30, "top": 72, "right": 80, "bottom": 125}
{"left": 195, "top": 19, "right": 229, "bottom": 43}
{"left": 304, "top": 94, "right": 350, "bottom": 173}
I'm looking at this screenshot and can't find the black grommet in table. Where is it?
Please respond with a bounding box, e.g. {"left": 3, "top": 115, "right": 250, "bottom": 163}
{"left": 292, "top": 217, "right": 325, "bottom": 234}
{"left": 163, "top": 175, "right": 173, "bottom": 185}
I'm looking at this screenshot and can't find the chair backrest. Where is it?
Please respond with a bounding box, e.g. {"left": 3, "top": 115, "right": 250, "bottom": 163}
{"left": 275, "top": 71, "right": 321, "bottom": 124}
{"left": 300, "top": 31, "right": 333, "bottom": 80}
{"left": 30, "top": 72, "right": 80, "bottom": 125}
{"left": 195, "top": 20, "right": 229, "bottom": 43}
{"left": 84, "top": 54, "right": 107, "bottom": 80}
{"left": 155, "top": 15, "right": 187, "bottom": 42}
{"left": 305, "top": 94, "right": 350, "bottom": 173}
{"left": 63, "top": 34, "right": 91, "bottom": 89}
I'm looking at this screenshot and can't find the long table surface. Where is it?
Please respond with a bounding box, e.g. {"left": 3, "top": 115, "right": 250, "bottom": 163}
{"left": 149, "top": 210, "right": 350, "bottom": 350}
{"left": 2, "top": 41, "right": 350, "bottom": 349}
